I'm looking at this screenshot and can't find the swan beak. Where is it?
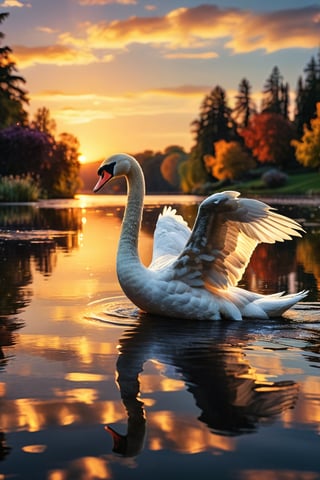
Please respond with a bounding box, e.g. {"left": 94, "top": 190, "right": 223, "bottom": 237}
{"left": 93, "top": 172, "right": 113, "bottom": 192}
{"left": 104, "top": 425, "right": 127, "bottom": 454}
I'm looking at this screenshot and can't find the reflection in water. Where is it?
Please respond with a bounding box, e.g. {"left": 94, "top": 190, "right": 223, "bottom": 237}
{"left": 107, "top": 317, "right": 299, "bottom": 456}
{"left": 0, "top": 198, "right": 319, "bottom": 479}
{"left": 0, "top": 205, "right": 82, "bottom": 320}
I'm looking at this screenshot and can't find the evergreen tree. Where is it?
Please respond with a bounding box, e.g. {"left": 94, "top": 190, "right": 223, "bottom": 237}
{"left": 261, "top": 66, "right": 289, "bottom": 118}
{"left": 181, "top": 86, "right": 236, "bottom": 191}
{"left": 294, "top": 52, "right": 320, "bottom": 135}
{"left": 0, "top": 13, "right": 28, "bottom": 128}
{"left": 233, "top": 78, "right": 256, "bottom": 129}
{"left": 191, "top": 85, "right": 235, "bottom": 160}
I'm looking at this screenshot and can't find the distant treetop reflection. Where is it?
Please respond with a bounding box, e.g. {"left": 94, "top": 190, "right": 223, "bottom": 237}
{"left": 0, "top": 205, "right": 82, "bottom": 320}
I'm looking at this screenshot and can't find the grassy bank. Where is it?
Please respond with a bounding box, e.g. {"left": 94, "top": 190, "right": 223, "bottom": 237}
{"left": 223, "top": 171, "right": 320, "bottom": 196}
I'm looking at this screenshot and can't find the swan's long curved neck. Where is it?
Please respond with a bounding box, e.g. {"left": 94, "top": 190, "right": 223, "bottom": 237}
{"left": 117, "top": 160, "right": 147, "bottom": 288}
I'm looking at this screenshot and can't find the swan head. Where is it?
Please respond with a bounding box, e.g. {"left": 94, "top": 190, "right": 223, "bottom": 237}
{"left": 93, "top": 153, "right": 134, "bottom": 192}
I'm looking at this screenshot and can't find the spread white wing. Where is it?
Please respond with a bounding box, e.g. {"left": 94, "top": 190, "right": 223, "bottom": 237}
{"left": 166, "top": 191, "right": 304, "bottom": 289}
{"left": 149, "top": 206, "right": 191, "bottom": 271}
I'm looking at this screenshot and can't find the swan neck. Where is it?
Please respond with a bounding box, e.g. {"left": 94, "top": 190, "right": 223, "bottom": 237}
{"left": 119, "top": 161, "right": 145, "bottom": 258}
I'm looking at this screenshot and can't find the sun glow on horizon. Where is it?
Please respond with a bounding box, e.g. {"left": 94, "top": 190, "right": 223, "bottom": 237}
{"left": 78, "top": 154, "right": 87, "bottom": 164}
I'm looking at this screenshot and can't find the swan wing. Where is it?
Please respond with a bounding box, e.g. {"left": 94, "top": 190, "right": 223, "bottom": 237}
{"left": 170, "top": 191, "right": 303, "bottom": 288}
{"left": 149, "top": 206, "right": 191, "bottom": 270}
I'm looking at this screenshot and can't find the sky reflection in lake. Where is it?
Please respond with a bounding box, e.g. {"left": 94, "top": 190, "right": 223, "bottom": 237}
{"left": 0, "top": 195, "right": 319, "bottom": 480}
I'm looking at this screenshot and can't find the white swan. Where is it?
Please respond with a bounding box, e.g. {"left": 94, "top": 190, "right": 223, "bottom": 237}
{"left": 93, "top": 153, "right": 308, "bottom": 321}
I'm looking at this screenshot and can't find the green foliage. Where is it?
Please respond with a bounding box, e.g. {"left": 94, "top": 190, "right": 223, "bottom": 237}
{"left": 0, "top": 175, "right": 40, "bottom": 202}
{"left": 292, "top": 103, "right": 320, "bottom": 169}
{"left": 179, "top": 146, "right": 210, "bottom": 193}
{"left": 46, "top": 132, "right": 82, "bottom": 198}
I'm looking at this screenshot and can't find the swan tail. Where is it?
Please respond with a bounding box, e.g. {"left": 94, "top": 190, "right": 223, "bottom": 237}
{"left": 251, "top": 290, "right": 309, "bottom": 318}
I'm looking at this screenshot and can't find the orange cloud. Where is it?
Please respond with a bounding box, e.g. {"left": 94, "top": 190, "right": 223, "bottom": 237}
{"left": 79, "top": 0, "right": 136, "bottom": 4}
{"left": 11, "top": 44, "right": 112, "bottom": 68}
{"left": 226, "top": 6, "right": 320, "bottom": 53}
{"left": 147, "top": 85, "right": 212, "bottom": 97}
{"left": 10, "top": 5, "right": 319, "bottom": 70}
{"left": 30, "top": 86, "right": 207, "bottom": 125}
{"left": 59, "top": 4, "right": 320, "bottom": 53}
{"left": 164, "top": 51, "right": 219, "bottom": 60}
{"left": 0, "top": 0, "right": 31, "bottom": 7}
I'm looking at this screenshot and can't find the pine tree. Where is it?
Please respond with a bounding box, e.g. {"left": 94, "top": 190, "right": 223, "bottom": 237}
{"left": 191, "top": 85, "right": 235, "bottom": 160}
{"left": 233, "top": 78, "right": 256, "bottom": 129}
{"left": 294, "top": 51, "right": 320, "bottom": 135}
{"left": 181, "top": 85, "right": 237, "bottom": 191}
{"left": 261, "top": 66, "right": 289, "bottom": 118}
{"left": 0, "top": 12, "right": 28, "bottom": 128}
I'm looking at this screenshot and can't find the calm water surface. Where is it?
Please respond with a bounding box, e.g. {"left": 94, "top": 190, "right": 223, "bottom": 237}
{"left": 0, "top": 194, "right": 319, "bottom": 480}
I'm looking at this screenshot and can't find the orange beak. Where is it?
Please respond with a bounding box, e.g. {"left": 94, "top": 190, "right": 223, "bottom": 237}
{"left": 93, "top": 171, "right": 113, "bottom": 192}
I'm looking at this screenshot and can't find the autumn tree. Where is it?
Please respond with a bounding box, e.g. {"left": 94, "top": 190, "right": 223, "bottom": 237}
{"left": 179, "top": 152, "right": 209, "bottom": 193}
{"left": 0, "top": 12, "right": 28, "bottom": 128}
{"left": 160, "top": 145, "right": 187, "bottom": 190}
{"left": 135, "top": 150, "right": 175, "bottom": 193}
{"left": 292, "top": 103, "right": 320, "bottom": 169}
{"left": 240, "top": 112, "right": 297, "bottom": 169}
{"left": 204, "top": 140, "right": 256, "bottom": 181}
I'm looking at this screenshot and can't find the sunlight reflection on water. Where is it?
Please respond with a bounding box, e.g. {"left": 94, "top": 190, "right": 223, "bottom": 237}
{"left": 0, "top": 195, "right": 319, "bottom": 480}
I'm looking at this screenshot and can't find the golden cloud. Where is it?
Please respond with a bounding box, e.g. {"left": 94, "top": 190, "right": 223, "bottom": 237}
{"left": 59, "top": 4, "right": 320, "bottom": 53}
{"left": 79, "top": 0, "right": 136, "bottom": 4}
{"left": 10, "top": 5, "right": 318, "bottom": 70}
{"left": 164, "top": 51, "right": 219, "bottom": 60}
{"left": 11, "top": 44, "right": 111, "bottom": 68}
{"left": 30, "top": 86, "right": 206, "bottom": 125}
{"left": 0, "top": 0, "right": 31, "bottom": 7}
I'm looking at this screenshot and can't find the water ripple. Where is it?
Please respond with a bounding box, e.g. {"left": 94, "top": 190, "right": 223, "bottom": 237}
{"left": 85, "top": 295, "right": 140, "bottom": 326}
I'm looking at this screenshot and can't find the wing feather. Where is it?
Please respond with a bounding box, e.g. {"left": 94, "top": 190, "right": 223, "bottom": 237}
{"left": 149, "top": 206, "right": 191, "bottom": 271}
{"left": 169, "top": 191, "right": 303, "bottom": 289}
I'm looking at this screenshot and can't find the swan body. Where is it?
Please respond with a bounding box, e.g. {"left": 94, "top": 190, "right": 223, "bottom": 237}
{"left": 94, "top": 153, "right": 308, "bottom": 321}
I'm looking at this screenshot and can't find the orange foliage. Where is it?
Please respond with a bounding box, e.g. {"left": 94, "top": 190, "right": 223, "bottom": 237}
{"left": 204, "top": 140, "right": 255, "bottom": 180}
{"left": 240, "top": 113, "right": 297, "bottom": 166}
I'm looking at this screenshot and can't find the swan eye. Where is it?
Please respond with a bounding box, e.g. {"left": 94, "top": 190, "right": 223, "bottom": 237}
{"left": 98, "top": 161, "right": 116, "bottom": 177}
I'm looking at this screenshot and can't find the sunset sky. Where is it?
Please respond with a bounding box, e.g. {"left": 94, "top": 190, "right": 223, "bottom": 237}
{"left": 1, "top": 0, "right": 319, "bottom": 163}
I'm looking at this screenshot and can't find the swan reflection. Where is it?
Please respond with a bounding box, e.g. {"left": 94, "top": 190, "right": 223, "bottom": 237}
{"left": 106, "top": 316, "right": 299, "bottom": 456}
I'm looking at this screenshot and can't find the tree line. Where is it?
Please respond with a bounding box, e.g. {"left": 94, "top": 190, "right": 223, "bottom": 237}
{"left": 1, "top": 10, "right": 320, "bottom": 197}
{"left": 0, "top": 12, "right": 81, "bottom": 198}
{"left": 108, "top": 53, "right": 320, "bottom": 194}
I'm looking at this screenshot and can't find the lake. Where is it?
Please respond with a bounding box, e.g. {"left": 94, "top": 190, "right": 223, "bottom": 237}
{"left": 0, "top": 194, "right": 319, "bottom": 480}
